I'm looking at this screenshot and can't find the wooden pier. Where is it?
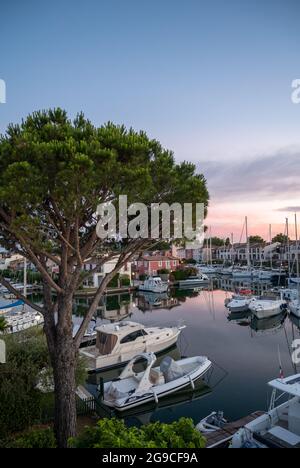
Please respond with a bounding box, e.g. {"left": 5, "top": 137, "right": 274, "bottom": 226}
{"left": 205, "top": 411, "right": 264, "bottom": 448}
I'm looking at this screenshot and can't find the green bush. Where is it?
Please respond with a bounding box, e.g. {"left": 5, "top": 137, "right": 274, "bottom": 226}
{"left": 157, "top": 269, "right": 170, "bottom": 275}
{"left": 170, "top": 267, "right": 198, "bottom": 281}
{"left": 70, "top": 417, "right": 206, "bottom": 449}
{"left": 120, "top": 274, "right": 131, "bottom": 287}
{"left": 10, "top": 428, "right": 57, "bottom": 448}
{"left": 108, "top": 274, "right": 120, "bottom": 288}
{"left": 0, "top": 329, "right": 87, "bottom": 440}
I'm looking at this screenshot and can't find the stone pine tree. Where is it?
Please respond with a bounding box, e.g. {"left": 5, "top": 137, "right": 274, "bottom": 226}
{"left": 0, "top": 109, "right": 209, "bottom": 447}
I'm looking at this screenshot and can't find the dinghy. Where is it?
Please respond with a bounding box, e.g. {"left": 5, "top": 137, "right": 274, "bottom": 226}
{"left": 196, "top": 411, "right": 227, "bottom": 433}
{"left": 227, "top": 296, "right": 257, "bottom": 313}
{"left": 102, "top": 352, "right": 212, "bottom": 411}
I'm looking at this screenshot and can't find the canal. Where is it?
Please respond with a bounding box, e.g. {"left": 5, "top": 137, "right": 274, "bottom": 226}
{"left": 73, "top": 279, "right": 300, "bottom": 426}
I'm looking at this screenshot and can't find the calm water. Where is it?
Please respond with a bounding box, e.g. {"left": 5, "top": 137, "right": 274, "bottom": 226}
{"left": 74, "top": 279, "right": 300, "bottom": 426}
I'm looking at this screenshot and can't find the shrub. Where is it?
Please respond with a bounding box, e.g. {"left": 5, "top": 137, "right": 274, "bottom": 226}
{"left": 119, "top": 274, "right": 131, "bottom": 287}
{"left": 0, "top": 329, "right": 87, "bottom": 440}
{"left": 70, "top": 417, "right": 206, "bottom": 449}
{"left": 10, "top": 428, "right": 57, "bottom": 448}
{"left": 157, "top": 269, "right": 170, "bottom": 275}
{"left": 170, "top": 267, "right": 198, "bottom": 281}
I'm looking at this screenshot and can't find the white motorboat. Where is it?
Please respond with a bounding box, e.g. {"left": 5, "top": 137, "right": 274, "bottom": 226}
{"left": 178, "top": 274, "right": 209, "bottom": 289}
{"left": 232, "top": 269, "right": 255, "bottom": 279}
{"left": 196, "top": 411, "right": 227, "bottom": 433}
{"left": 289, "top": 299, "right": 300, "bottom": 318}
{"left": 232, "top": 374, "right": 300, "bottom": 448}
{"left": 79, "top": 321, "right": 186, "bottom": 372}
{"left": 249, "top": 298, "right": 287, "bottom": 319}
{"left": 102, "top": 352, "right": 212, "bottom": 411}
{"left": 227, "top": 296, "right": 257, "bottom": 313}
{"left": 3, "top": 309, "right": 44, "bottom": 334}
{"left": 139, "top": 276, "right": 169, "bottom": 293}
{"left": 279, "top": 288, "right": 299, "bottom": 301}
{"left": 198, "top": 266, "right": 218, "bottom": 275}
{"left": 219, "top": 267, "right": 234, "bottom": 276}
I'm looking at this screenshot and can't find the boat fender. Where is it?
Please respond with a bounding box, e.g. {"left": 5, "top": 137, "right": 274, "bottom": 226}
{"left": 189, "top": 375, "right": 195, "bottom": 391}
{"left": 152, "top": 389, "right": 159, "bottom": 404}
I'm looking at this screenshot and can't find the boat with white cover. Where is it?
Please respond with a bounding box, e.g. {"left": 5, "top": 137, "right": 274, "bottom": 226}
{"left": 139, "top": 276, "right": 169, "bottom": 293}
{"left": 80, "top": 321, "right": 186, "bottom": 372}
{"left": 232, "top": 268, "right": 255, "bottom": 279}
{"left": 231, "top": 374, "right": 300, "bottom": 448}
{"left": 289, "top": 299, "right": 300, "bottom": 318}
{"left": 178, "top": 274, "right": 209, "bottom": 289}
{"left": 3, "top": 309, "right": 44, "bottom": 334}
{"left": 249, "top": 297, "right": 287, "bottom": 319}
{"left": 197, "top": 266, "right": 218, "bottom": 275}
{"left": 227, "top": 296, "right": 257, "bottom": 313}
{"left": 102, "top": 352, "right": 212, "bottom": 411}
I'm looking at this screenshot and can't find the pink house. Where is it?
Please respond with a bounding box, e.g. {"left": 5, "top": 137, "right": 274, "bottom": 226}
{"left": 136, "top": 255, "right": 180, "bottom": 277}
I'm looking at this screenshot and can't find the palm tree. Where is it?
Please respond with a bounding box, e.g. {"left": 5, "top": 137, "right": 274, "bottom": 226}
{"left": 0, "top": 316, "right": 8, "bottom": 332}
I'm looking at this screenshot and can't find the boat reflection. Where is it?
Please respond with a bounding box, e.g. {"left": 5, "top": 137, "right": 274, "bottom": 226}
{"left": 136, "top": 291, "right": 180, "bottom": 311}
{"left": 227, "top": 311, "right": 252, "bottom": 326}
{"left": 250, "top": 312, "right": 287, "bottom": 335}
{"left": 123, "top": 380, "right": 212, "bottom": 425}
{"left": 228, "top": 310, "right": 288, "bottom": 335}
{"left": 289, "top": 312, "right": 300, "bottom": 331}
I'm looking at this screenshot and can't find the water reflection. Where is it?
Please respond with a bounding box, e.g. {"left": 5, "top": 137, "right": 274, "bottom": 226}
{"left": 74, "top": 279, "right": 300, "bottom": 424}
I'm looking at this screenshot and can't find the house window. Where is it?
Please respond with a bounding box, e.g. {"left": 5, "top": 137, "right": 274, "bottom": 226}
{"left": 159, "top": 261, "right": 162, "bottom": 267}
{"left": 173, "top": 261, "right": 177, "bottom": 266}
{"left": 166, "top": 261, "right": 170, "bottom": 268}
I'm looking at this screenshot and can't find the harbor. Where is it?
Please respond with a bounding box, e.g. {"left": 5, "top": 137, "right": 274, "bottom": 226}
{"left": 0, "top": 1, "right": 299, "bottom": 449}
{"left": 71, "top": 281, "right": 299, "bottom": 424}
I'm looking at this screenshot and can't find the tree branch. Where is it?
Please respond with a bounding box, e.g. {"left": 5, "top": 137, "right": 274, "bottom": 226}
{"left": 0, "top": 277, "right": 44, "bottom": 314}
{"left": 73, "top": 240, "right": 147, "bottom": 348}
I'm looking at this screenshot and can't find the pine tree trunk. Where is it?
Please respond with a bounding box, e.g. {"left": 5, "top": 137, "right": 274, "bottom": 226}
{"left": 46, "top": 297, "right": 77, "bottom": 448}
{"left": 53, "top": 340, "right": 77, "bottom": 448}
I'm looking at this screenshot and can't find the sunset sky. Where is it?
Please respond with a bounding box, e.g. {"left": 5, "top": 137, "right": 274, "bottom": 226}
{"left": 1, "top": 0, "right": 300, "bottom": 240}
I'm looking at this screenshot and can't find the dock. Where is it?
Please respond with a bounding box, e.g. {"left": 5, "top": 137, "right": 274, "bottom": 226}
{"left": 205, "top": 411, "right": 264, "bottom": 448}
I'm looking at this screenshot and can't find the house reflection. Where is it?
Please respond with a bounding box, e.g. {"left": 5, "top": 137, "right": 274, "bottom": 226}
{"left": 74, "top": 293, "right": 133, "bottom": 323}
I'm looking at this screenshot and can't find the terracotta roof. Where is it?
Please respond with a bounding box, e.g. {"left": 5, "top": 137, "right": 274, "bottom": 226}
{"left": 140, "top": 255, "right": 179, "bottom": 262}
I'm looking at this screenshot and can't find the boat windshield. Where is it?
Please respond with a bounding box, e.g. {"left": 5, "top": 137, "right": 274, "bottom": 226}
{"left": 96, "top": 332, "right": 118, "bottom": 355}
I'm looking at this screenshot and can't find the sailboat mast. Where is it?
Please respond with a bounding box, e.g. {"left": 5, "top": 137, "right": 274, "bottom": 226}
{"left": 295, "top": 214, "right": 299, "bottom": 299}
{"left": 286, "top": 218, "right": 291, "bottom": 277}
{"left": 23, "top": 257, "right": 27, "bottom": 298}
{"left": 269, "top": 224, "right": 273, "bottom": 270}
{"left": 209, "top": 227, "right": 212, "bottom": 267}
{"left": 245, "top": 216, "right": 250, "bottom": 268}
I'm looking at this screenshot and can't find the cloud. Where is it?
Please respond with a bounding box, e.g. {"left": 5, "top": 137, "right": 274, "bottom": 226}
{"left": 276, "top": 206, "right": 300, "bottom": 212}
{"left": 198, "top": 147, "right": 300, "bottom": 203}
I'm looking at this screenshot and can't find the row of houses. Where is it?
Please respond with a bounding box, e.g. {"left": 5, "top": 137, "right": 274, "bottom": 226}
{"left": 2, "top": 239, "right": 299, "bottom": 290}
{"left": 174, "top": 241, "right": 300, "bottom": 265}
